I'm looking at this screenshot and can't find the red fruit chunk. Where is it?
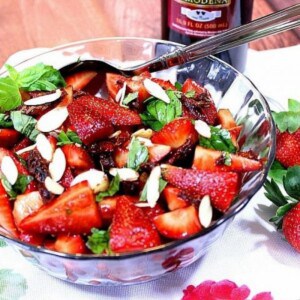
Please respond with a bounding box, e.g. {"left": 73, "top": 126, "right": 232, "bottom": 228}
{"left": 192, "top": 146, "right": 262, "bottom": 172}
{"left": 113, "top": 142, "right": 129, "bottom": 168}
{"left": 162, "top": 186, "right": 188, "bottom": 211}
{"left": 0, "top": 129, "right": 20, "bottom": 149}
{"left": 77, "top": 95, "right": 141, "bottom": 126}
{"left": 65, "top": 70, "right": 97, "bottom": 90}
{"left": 19, "top": 182, "right": 102, "bottom": 235}
{"left": 151, "top": 78, "right": 176, "bottom": 91}
{"left": 162, "top": 165, "right": 240, "bottom": 212}
{"left": 217, "top": 109, "right": 237, "bottom": 129}
{"left": 276, "top": 129, "right": 300, "bottom": 168}
{"left": 151, "top": 118, "right": 198, "bottom": 149}
{"left": 99, "top": 196, "right": 117, "bottom": 225}
{"left": 109, "top": 195, "right": 161, "bottom": 253}
{"left": 59, "top": 167, "right": 74, "bottom": 189}
{"left": 282, "top": 203, "right": 300, "bottom": 252}
{"left": 67, "top": 97, "right": 114, "bottom": 145}
{"left": 19, "top": 232, "right": 44, "bottom": 246}
{"left": 54, "top": 234, "right": 87, "bottom": 254}
{"left": 0, "top": 182, "right": 18, "bottom": 238}
{"left": 182, "top": 78, "right": 206, "bottom": 95}
{"left": 148, "top": 144, "right": 171, "bottom": 162}
{"left": 154, "top": 206, "right": 201, "bottom": 239}
{"left": 228, "top": 125, "right": 243, "bottom": 148}
{"left": 62, "top": 144, "right": 94, "bottom": 171}
{"left": 141, "top": 203, "right": 165, "bottom": 222}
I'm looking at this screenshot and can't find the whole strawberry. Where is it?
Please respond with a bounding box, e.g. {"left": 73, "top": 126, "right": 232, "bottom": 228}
{"left": 276, "top": 129, "right": 300, "bottom": 168}
{"left": 282, "top": 203, "right": 300, "bottom": 252}
{"left": 264, "top": 166, "right": 300, "bottom": 253}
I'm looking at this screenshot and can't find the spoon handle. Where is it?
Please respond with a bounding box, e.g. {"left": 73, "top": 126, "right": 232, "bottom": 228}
{"left": 137, "top": 4, "right": 300, "bottom": 74}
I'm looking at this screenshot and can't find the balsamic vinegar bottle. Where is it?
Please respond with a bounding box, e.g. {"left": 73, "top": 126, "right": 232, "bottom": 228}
{"left": 162, "top": 0, "right": 254, "bottom": 73}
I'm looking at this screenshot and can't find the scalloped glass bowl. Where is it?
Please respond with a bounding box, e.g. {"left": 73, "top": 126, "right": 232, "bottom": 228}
{"left": 0, "top": 38, "right": 275, "bottom": 286}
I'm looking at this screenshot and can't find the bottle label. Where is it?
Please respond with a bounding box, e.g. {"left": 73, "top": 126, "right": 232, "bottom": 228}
{"left": 168, "top": 0, "right": 236, "bottom": 38}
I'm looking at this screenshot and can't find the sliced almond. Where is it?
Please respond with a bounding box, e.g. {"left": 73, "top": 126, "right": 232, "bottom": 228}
{"left": 37, "top": 106, "right": 68, "bottom": 132}
{"left": 115, "top": 82, "right": 127, "bottom": 103}
{"left": 135, "top": 202, "right": 151, "bottom": 208}
{"left": 71, "top": 169, "right": 109, "bottom": 194}
{"left": 136, "top": 137, "right": 153, "bottom": 147}
{"left": 109, "top": 168, "right": 139, "bottom": 182}
{"left": 194, "top": 120, "right": 211, "bottom": 138}
{"left": 1, "top": 156, "right": 18, "bottom": 185}
{"left": 198, "top": 195, "right": 213, "bottom": 228}
{"left": 13, "top": 191, "right": 43, "bottom": 226}
{"left": 109, "top": 130, "right": 122, "bottom": 139}
{"left": 146, "top": 166, "right": 161, "bottom": 208}
{"left": 24, "top": 89, "right": 62, "bottom": 106}
{"left": 143, "top": 78, "right": 170, "bottom": 103}
{"left": 44, "top": 177, "right": 64, "bottom": 195}
{"left": 49, "top": 148, "right": 66, "bottom": 182}
{"left": 36, "top": 133, "right": 54, "bottom": 162}
{"left": 132, "top": 128, "right": 153, "bottom": 139}
{"left": 15, "top": 144, "right": 36, "bottom": 155}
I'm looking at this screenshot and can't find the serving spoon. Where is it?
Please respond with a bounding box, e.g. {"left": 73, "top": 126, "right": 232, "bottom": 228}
{"left": 60, "top": 4, "right": 300, "bottom": 77}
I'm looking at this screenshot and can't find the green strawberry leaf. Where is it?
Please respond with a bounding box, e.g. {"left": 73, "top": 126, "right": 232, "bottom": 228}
{"left": 268, "top": 160, "right": 287, "bottom": 184}
{"left": 283, "top": 166, "right": 300, "bottom": 199}
{"left": 86, "top": 228, "right": 111, "bottom": 254}
{"left": 263, "top": 179, "right": 288, "bottom": 207}
{"left": 0, "top": 269, "right": 27, "bottom": 300}
{"left": 288, "top": 98, "right": 300, "bottom": 112}
{"left": 272, "top": 111, "right": 300, "bottom": 133}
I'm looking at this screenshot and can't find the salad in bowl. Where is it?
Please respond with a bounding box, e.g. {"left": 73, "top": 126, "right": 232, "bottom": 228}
{"left": 0, "top": 38, "right": 275, "bottom": 285}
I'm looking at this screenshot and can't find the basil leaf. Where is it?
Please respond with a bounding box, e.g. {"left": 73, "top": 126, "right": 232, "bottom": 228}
{"left": 86, "top": 228, "right": 110, "bottom": 254}
{"left": 175, "top": 81, "right": 182, "bottom": 91}
{"left": 123, "top": 92, "right": 138, "bottom": 105}
{"left": 6, "top": 63, "right": 66, "bottom": 92}
{"left": 223, "top": 152, "right": 232, "bottom": 166}
{"left": 10, "top": 111, "right": 39, "bottom": 141}
{"left": 127, "top": 138, "right": 148, "bottom": 170}
{"left": 268, "top": 160, "right": 287, "bottom": 184}
{"left": 1, "top": 175, "right": 33, "bottom": 199}
{"left": 140, "top": 178, "right": 167, "bottom": 202}
{"left": 272, "top": 111, "right": 300, "bottom": 133}
{"left": 0, "top": 77, "right": 22, "bottom": 113}
{"left": 140, "top": 90, "right": 182, "bottom": 131}
{"left": 199, "top": 126, "right": 236, "bottom": 153}
{"left": 96, "top": 173, "right": 120, "bottom": 202}
{"left": 57, "top": 130, "right": 82, "bottom": 146}
{"left": 288, "top": 98, "right": 300, "bottom": 112}
{"left": 0, "top": 114, "right": 13, "bottom": 128}
{"left": 283, "top": 166, "right": 300, "bottom": 199}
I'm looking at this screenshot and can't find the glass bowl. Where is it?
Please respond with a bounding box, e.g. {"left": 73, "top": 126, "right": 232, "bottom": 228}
{"left": 0, "top": 37, "right": 275, "bottom": 286}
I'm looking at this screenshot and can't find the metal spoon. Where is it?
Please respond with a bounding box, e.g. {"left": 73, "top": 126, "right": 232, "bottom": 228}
{"left": 60, "top": 4, "right": 300, "bottom": 77}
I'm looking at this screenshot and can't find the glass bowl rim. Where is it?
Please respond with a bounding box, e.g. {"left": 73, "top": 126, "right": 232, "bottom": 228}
{"left": 0, "top": 37, "right": 276, "bottom": 260}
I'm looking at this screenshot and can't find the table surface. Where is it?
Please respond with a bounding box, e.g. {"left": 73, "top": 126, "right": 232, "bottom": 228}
{"left": 0, "top": 0, "right": 299, "bottom": 67}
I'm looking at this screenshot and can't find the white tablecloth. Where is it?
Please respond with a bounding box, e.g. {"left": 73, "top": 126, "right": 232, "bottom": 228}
{"left": 0, "top": 45, "right": 299, "bottom": 300}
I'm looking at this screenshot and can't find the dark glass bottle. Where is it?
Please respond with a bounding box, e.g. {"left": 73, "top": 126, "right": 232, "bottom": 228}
{"left": 162, "top": 0, "right": 254, "bottom": 72}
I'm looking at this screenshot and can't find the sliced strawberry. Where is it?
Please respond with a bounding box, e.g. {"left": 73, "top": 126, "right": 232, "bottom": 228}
{"left": 0, "top": 129, "right": 20, "bottom": 149}
{"left": 109, "top": 195, "right": 161, "bottom": 253}
{"left": 76, "top": 95, "right": 141, "bottom": 126}
{"left": 151, "top": 78, "right": 176, "bottom": 91}
{"left": 19, "top": 181, "right": 102, "bottom": 234}
{"left": 106, "top": 73, "right": 127, "bottom": 100}
{"left": 151, "top": 118, "right": 198, "bottom": 149}
{"left": 182, "top": 78, "right": 206, "bottom": 94}
{"left": 61, "top": 144, "right": 94, "bottom": 171}
{"left": 57, "top": 86, "right": 73, "bottom": 107}
{"left": 161, "top": 165, "right": 240, "bottom": 212}
{"left": 0, "top": 182, "right": 18, "bottom": 238}
{"left": 98, "top": 196, "right": 117, "bottom": 226}
{"left": 19, "top": 232, "right": 45, "bottom": 246}
{"left": 181, "top": 79, "right": 218, "bottom": 125}
{"left": 59, "top": 167, "right": 74, "bottom": 189}
{"left": 67, "top": 97, "right": 114, "bottom": 145}
{"left": 65, "top": 70, "right": 97, "bottom": 91}
{"left": 162, "top": 186, "right": 188, "bottom": 211}
{"left": 154, "top": 206, "right": 201, "bottom": 239}
{"left": 148, "top": 144, "right": 171, "bottom": 162}
{"left": 113, "top": 142, "right": 129, "bottom": 168}
{"left": 192, "top": 146, "right": 262, "bottom": 172}
{"left": 141, "top": 203, "right": 166, "bottom": 222}
{"left": 12, "top": 137, "right": 32, "bottom": 153}
{"left": 54, "top": 234, "right": 87, "bottom": 254}
{"left": 217, "top": 109, "right": 237, "bottom": 129}
{"left": 228, "top": 125, "right": 243, "bottom": 148}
